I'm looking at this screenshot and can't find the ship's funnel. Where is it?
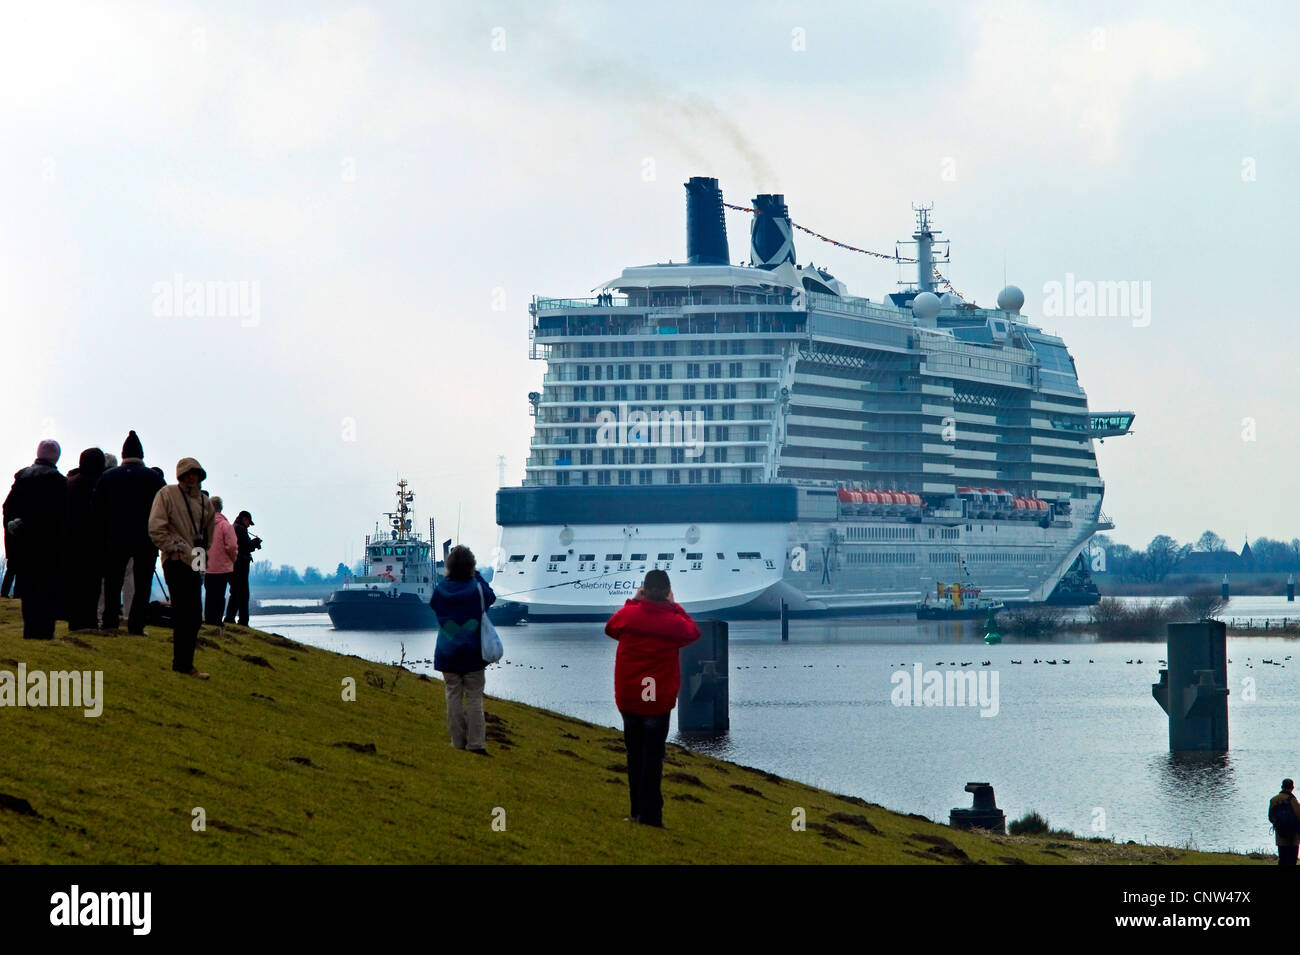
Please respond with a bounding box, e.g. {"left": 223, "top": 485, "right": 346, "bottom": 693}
{"left": 750, "top": 194, "right": 795, "bottom": 269}
{"left": 685, "top": 176, "right": 730, "bottom": 265}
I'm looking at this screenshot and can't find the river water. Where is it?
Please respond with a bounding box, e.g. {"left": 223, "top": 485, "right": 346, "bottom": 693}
{"left": 251, "top": 595, "right": 1300, "bottom": 854}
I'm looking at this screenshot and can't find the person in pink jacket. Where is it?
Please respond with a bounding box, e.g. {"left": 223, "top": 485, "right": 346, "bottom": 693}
{"left": 203, "top": 496, "right": 239, "bottom": 625}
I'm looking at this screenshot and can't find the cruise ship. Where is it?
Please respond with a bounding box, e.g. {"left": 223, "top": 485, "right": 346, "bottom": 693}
{"left": 495, "top": 177, "right": 1133, "bottom": 619}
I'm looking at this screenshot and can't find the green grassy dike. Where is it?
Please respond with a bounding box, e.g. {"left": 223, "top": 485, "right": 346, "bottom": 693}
{"left": 0, "top": 601, "right": 1259, "bottom": 865}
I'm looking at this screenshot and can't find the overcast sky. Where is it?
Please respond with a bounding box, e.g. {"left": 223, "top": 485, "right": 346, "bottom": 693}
{"left": 2, "top": 0, "right": 1296, "bottom": 569}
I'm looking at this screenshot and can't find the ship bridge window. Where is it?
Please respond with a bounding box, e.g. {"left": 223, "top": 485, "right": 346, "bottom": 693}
{"left": 531, "top": 555, "right": 539, "bottom": 562}
{"left": 738, "top": 552, "right": 762, "bottom": 559}
{"left": 657, "top": 552, "right": 673, "bottom": 560}
{"left": 716, "top": 552, "right": 726, "bottom": 559}
{"left": 605, "top": 553, "right": 622, "bottom": 561}
{"left": 549, "top": 554, "right": 567, "bottom": 562}
{"left": 395, "top": 547, "right": 405, "bottom": 556}
{"left": 579, "top": 553, "right": 595, "bottom": 561}
{"left": 686, "top": 553, "right": 703, "bottom": 560}
{"left": 631, "top": 553, "right": 647, "bottom": 561}
{"left": 508, "top": 555, "right": 525, "bottom": 562}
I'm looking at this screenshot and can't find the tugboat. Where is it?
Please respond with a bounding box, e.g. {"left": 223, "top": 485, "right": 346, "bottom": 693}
{"left": 325, "top": 480, "right": 530, "bottom": 630}
{"left": 917, "top": 558, "right": 1005, "bottom": 620}
{"left": 325, "top": 480, "right": 439, "bottom": 630}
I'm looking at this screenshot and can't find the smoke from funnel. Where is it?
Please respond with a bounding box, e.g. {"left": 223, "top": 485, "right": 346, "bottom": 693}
{"left": 685, "top": 177, "right": 730, "bottom": 265}
{"left": 750, "top": 194, "right": 795, "bottom": 269}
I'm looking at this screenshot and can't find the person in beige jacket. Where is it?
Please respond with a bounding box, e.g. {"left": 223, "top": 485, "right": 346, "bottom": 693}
{"left": 148, "top": 457, "right": 215, "bottom": 678}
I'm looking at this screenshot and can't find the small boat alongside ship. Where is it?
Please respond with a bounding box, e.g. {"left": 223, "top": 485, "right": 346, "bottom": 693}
{"left": 916, "top": 559, "right": 1004, "bottom": 620}
{"left": 325, "top": 480, "right": 527, "bottom": 630}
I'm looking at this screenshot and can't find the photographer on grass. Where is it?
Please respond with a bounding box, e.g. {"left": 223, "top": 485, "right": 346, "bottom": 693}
{"left": 147, "top": 459, "right": 214, "bottom": 679}
{"left": 224, "top": 509, "right": 260, "bottom": 627}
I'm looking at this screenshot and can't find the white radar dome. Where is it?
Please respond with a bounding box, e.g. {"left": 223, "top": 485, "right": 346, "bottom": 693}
{"left": 996, "top": 285, "right": 1024, "bottom": 313}
{"left": 911, "top": 291, "right": 941, "bottom": 321}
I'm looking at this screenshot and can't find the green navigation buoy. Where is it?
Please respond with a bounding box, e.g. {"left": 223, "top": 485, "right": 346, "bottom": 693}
{"left": 983, "top": 609, "right": 1001, "bottom": 644}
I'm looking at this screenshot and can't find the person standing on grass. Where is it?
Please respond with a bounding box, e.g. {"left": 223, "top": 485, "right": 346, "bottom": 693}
{"left": 63, "top": 447, "right": 108, "bottom": 631}
{"left": 148, "top": 458, "right": 214, "bottom": 679}
{"left": 94, "top": 431, "right": 166, "bottom": 635}
{"left": 224, "top": 510, "right": 256, "bottom": 626}
{"left": 203, "top": 497, "right": 238, "bottom": 625}
{"left": 2, "top": 440, "right": 67, "bottom": 639}
{"left": 1270, "top": 778, "right": 1300, "bottom": 865}
{"left": 604, "top": 569, "right": 700, "bottom": 828}
{"left": 430, "top": 545, "right": 495, "bottom": 755}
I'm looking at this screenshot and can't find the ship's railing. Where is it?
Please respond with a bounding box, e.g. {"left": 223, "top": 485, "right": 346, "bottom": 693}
{"left": 805, "top": 311, "right": 913, "bottom": 350}
{"left": 532, "top": 317, "right": 805, "bottom": 339}
{"left": 535, "top": 292, "right": 791, "bottom": 311}
{"left": 534, "top": 296, "right": 631, "bottom": 310}
{"left": 806, "top": 292, "right": 912, "bottom": 323}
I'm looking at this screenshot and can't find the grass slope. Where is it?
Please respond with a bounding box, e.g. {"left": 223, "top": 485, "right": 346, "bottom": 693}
{"left": 0, "top": 601, "right": 1258, "bottom": 864}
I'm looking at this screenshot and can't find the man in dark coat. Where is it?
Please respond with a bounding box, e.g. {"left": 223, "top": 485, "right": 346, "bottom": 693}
{"left": 63, "top": 447, "right": 107, "bottom": 630}
{"left": 93, "top": 431, "right": 166, "bottom": 634}
{"left": 2, "top": 439, "right": 68, "bottom": 639}
{"left": 223, "top": 510, "right": 257, "bottom": 626}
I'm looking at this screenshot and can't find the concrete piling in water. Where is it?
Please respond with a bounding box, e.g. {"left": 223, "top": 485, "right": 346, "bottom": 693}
{"left": 1151, "top": 620, "right": 1229, "bottom": 752}
{"left": 677, "top": 619, "right": 729, "bottom": 733}
{"left": 1288, "top": 574, "right": 1295, "bottom": 602}
{"left": 1221, "top": 574, "right": 1230, "bottom": 600}
{"left": 780, "top": 600, "right": 789, "bottom": 642}
{"left": 949, "top": 782, "right": 1006, "bottom": 833}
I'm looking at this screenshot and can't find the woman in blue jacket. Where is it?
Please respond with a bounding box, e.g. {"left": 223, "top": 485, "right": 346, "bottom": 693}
{"left": 430, "top": 545, "right": 496, "bottom": 754}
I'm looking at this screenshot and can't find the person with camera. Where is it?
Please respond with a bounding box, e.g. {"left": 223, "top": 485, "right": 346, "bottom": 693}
{"left": 224, "top": 510, "right": 258, "bottom": 627}
{"left": 148, "top": 458, "right": 214, "bottom": 678}
{"left": 430, "top": 545, "right": 496, "bottom": 754}
{"left": 2, "top": 439, "right": 67, "bottom": 639}
{"left": 604, "top": 569, "right": 700, "bottom": 827}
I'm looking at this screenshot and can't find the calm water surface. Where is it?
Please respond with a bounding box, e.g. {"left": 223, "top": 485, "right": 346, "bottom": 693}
{"left": 253, "top": 595, "right": 1300, "bottom": 853}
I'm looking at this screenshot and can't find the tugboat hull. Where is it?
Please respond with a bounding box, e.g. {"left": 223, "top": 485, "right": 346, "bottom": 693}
{"left": 325, "top": 590, "right": 437, "bottom": 630}
{"left": 325, "top": 589, "right": 529, "bottom": 629}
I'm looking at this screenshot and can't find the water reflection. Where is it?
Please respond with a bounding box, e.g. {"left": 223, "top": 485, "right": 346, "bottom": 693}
{"left": 1154, "top": 751, "right": 1238, "bottom": 801}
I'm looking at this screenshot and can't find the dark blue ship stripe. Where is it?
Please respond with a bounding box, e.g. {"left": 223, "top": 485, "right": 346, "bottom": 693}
{"left": 496, "top": 484, "right": 798, "bottom": 526}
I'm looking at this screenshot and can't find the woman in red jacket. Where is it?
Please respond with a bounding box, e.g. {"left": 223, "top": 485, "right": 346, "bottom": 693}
{"left": 605, "top": 569, "right": 700, "bottom": 827}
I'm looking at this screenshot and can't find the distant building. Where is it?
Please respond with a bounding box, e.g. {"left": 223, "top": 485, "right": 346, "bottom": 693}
{"left": 1176, "top": 539, "right": 1255, "bottom": 575}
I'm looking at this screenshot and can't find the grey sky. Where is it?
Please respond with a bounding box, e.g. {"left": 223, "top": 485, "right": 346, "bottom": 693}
{"left": 3, "top": 1, "right": 1296, "bottom": 569}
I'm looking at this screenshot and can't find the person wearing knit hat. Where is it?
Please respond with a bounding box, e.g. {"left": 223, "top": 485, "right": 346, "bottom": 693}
{"left": 2, "top": 439, "right": 68, "bottom": 638}
{"left": 93, "top": 431, "right": 166, "bottom": 635}
{"left": 121, "top": 430, "right": 144, "bottom": 461}
{"left": 148, "top": 457, "right": 214, "bottom": 678}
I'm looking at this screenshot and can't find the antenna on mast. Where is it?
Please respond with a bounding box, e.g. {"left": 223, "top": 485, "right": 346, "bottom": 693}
{"left": 897, "top": 203, "right": 949, "bottom": 293}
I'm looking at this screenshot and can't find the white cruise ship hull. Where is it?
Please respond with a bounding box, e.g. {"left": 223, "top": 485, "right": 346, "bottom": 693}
{"left": 495, "top": 495, "right": 1101, "bottom": 620}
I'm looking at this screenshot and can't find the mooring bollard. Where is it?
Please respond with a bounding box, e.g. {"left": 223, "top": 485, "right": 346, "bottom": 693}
{"left": 677, "top": 619, "right": 729, "bottom": 733}
{"left": 949, "top": 782, "right": 1006, "bottom": 833}
{"left": 1151, "top": 620, "right": 1229, "bottom": 752}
